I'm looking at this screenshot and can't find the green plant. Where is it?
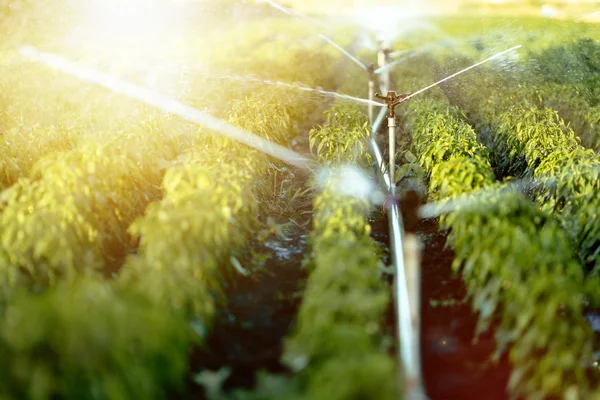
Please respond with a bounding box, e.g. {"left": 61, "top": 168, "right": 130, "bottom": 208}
{"left": 284, "top": 101, "right": 398, "bottom": 399}
{"left": 399, "top": 93, "right": 599, "bottom": 399}
{"left": 119, "top": 88, "right": 317, "bottom": 327}
{"left": 0, "top": 278, "right": 191, "bottom": 400}
{"left": 309, "top": 103, "right": 372, "bottom": 166}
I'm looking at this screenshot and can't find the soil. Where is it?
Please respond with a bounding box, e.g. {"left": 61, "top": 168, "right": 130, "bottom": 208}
{"left": 184, "top": 219, "right": 311, "bottom": 399}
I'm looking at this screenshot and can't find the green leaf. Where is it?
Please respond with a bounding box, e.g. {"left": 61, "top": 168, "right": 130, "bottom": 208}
{"left": 404, "top": 151, "right": 417, "bottom": 163}
{"left": 395, "top": 164, "right": 412, "bottom": 183}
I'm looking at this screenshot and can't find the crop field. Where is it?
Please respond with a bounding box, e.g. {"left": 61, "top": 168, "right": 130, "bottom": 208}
{"left": 0, "top": 0, "right": 599, "bottom": 399}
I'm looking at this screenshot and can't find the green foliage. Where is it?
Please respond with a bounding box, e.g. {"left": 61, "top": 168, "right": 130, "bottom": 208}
{"left": 0, "top": 125, "right": 76, "bottom": 191}
{"left": 533, "top": 38, "right": 600, "bottom": 97}
{"left": 0, "top": 138, "right": 176, "bottom": 289}
{"left": 227, "top": 91, "right": 293, "bottom": 146}
{"left": 0, "top": 278, "right": 191, "bottom": 400}
{"left": 0, "top": 12, "right": 362, "bottom": 400}
{"left": 480, "top": 103, "right": 600, "bottom": 268}
{"left": 285, "top": 206, "right": 397, "bottom": 398}
{"left": 521, "top": 83, "right": 600, "bottom": 151}
{"left": 121, "top": 145, "right": 260, "bottom": 323}
{"left": 403, "top": 98, "right": 495, "bottom": 201}
{"left": 438, "top": 42, "right": 600, "bottom": 269}
{"left": 491, "top": 106, "right": 581, "bottom": 177}
{"left": 309, "top": 103, "right": 372, "bottom": 166}
{"left": 120, "top": 89, "right": 308, "bottom": 324}
{"left": 284, "top": 102, "right": 398, "bottom": 399}
{"left": 312, "top": 185, "right": 371, "bottom": 243}
{"left": 446, "top": 189, "right": 596, "bottom": 400}
{"left": 388, "top": 17, "right": 600, "bottom": 399}
{"left": 399, "top": 94, "right": 598, "bottom": 398}
{"left": 304, "top": 353, "right": 397, "bottom": 400}
{"left": 227, "top": 373, "right": 301, "bottom": 400}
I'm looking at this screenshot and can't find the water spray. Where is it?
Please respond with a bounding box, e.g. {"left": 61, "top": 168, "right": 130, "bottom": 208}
{"left": 373, "top": 44, "right": 522, "bottom": 195}
{"left": 319, "top": 34, "right": 368, "bottom": 71}
{"left": 318, "top": 34, "right": 382, "bottom": 126}
{"left": 19, "top": 45, "right": 312, "bottom": 170}
{"left": 377, "top": 41, "right": 392, "bottom": 94}
{"left": 262, "top": 0, "right": 331, "bottom": 29}
{"left": 402, "top": 45, "right": 522, "bottom": 102}
{"left": 576, "top": 9, "right": 600, "bottom": 22}
{"left": 18, "top": 45, "right": 390, "bottom": 207}
{"left": 389, "top": 48, "right": 413, "bottom": 60}
{"left": 175, "top": 67, "right": 382, "bottom": 107}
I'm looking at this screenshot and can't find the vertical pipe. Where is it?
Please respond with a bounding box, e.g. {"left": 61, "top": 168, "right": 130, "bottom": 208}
{"left": 370, "top": 108, "right": 390, "bottom": 190}
{"left": 377, "top": 46, "right": 391, "bottom": 93}
{"left": 370, "top": 115, "right": 426, "bottom": 399}
{"left": 388, "top": 116, "right": 396, "bottom": 195}
{"left": 368, "top": 78, "right": 375, "bottom": 127}
{"left": 384, "top": 52, "right": 392, "bottom": 92}
{"left": 403, "top": 233, "right": 425, "bottom": 399}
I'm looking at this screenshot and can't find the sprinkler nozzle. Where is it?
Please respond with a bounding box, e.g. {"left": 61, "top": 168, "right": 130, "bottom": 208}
{"left": 375, "top": 91, "right": 411, "bottom": 118}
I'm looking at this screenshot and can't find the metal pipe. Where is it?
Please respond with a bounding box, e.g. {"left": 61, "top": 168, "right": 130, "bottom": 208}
{"left": 388, "top": 116, "right": 396, "bottom": 195}
{"left": 377, "top": 44, "right": 392, "bottom": 94}
{"left": 368, "top": 78, "right": 375, "bottom": 127}
{"left": 388, "top": 205, "right": 424, "bottom": 399}
{"left": 403, "top": 233, "right": 425, "bottom": 399}
{"left": 374, "top": 91, "right": 411, "bottom": 195}
{"left": 369, "top": 102, "right": 426, "bottom": 400}
{"left": 370, "top": 107, "right": 390, "bottom": 189}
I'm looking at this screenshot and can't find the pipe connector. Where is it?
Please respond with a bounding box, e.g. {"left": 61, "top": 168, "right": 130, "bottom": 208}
{"left": 366, "top": 63, "right": 376, "bottom": 81}
{"left": 375, "top": 91, "right": 411, "bottom": 118}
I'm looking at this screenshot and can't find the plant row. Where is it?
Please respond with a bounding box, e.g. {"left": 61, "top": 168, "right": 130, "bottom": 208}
{"left": 0, "top": 14, "right": 352, "bottom": 395}
{"left": 522, "top": 83, "right": 600, "bottom": 151}
{"left": 281, "top": 101, "right": 398, "bottom": 399}
{"left": 400, "top": 96, "right": 599, "bottom": 399}
{"left": 0, "top": 87, "right": 318, "bottom": 399}
{"left": 440, "top": 60, "right": 600, "bottom": 270}
{"left": 120, "top": 89, "right": 306, "bottom": 325}
{"left": 0, "top": 133, "right": 183, "bottom": 289}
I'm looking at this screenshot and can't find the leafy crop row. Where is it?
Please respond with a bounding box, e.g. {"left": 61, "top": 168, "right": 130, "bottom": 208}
{"left": 442, "top": 63, "right": 600, "bottom": 269}
{"left": 530, "top": 38, "right": 600, "bottom": 104}
{"left": 0, "top": 13, "right": 348, "bottom": 398}
{"left": 491, "top": 106, "right": 600, "bottom": 269}
{"left": 0, "top": 133, "right": 183, "bottom": 290}
{"left": 283, "top": 102, "right": 398, "bottom": 399}
{"left": 0, "top": 60, "right": 196, "bottom": 190}
{"left": 400, "top": 97, "right": 598, "bottom": 399}
{"left": 523, "top": 83, "right": 600, "bottom": 151}
{"left": 0, "top": 278, "right": 191, "bottom": 400}
{"left": 0, "top": 88, "right": 322, "bottom": 400}
{"left": 120, "top": 90, "right": 306, "bottom": 327}
{"left": 309, "top": 103, "right": 372, "bottom": 166}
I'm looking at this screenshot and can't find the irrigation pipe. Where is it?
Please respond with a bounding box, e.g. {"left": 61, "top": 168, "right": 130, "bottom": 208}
{"left": 19, "top": 46, "right": 315, "bottom": 170}
{"left": 369, "top": 110, "right": 426, "bottom": 400}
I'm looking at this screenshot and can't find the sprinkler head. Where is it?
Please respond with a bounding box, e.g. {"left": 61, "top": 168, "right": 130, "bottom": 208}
{"left": 375, "top": 91, "right": 410, "bottom": 117}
